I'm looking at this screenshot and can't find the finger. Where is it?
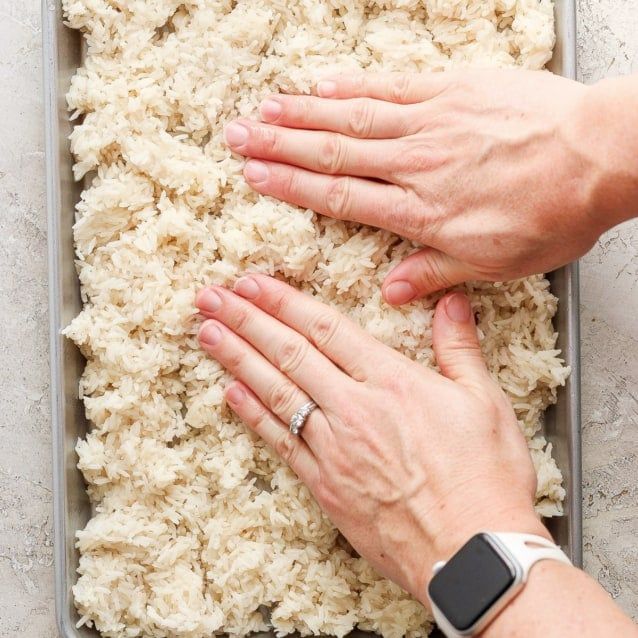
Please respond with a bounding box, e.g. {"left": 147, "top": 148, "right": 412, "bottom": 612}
{"left": 196, "top": 287, "right": 357, "bottom": 401}
{"left": 230, "top": 274, "right": 401, "bottom": 381}
{"left": 382, "top": 248, "right": 477, "bottom": 304}
{"left": 432, "top": 292, "right": 491, "bottom": 389}
{"left": 225, "top": 381, "right": 319, "bottom": 484}
{"left": 198, "top": 319, "right": 331, "bottom": 453}
{"left": 316, "top": 72, "right": 452, "bottom": 104}
{"left": 243, "top": 160, "right": 427, "bottom": 241}
{"left": 259, "top": 94, "right": 421, "bottom": 139}
{"left": 224, "top": 119, "right": 396, "bottom": 180}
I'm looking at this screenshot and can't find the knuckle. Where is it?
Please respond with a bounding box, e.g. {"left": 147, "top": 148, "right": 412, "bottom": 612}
{"left": 382, "top": 365, "right": 414, "bottom": 395}
{"left": 293, "top": 96, "right": 313, "bottom": 122}
{"left": 251, "top": 406, "right": 271, "bottom": 434}
{"left": 275, "top": 337, "right": 310, "bottom": 374}
{"left": 274, "top": 430, "right": 299, "bottom": 465}
{"left": 338, "top": 402, "right": 368, "bottom": 429}
{"left": 327, "top": 385, "right": 368, "bottom": 428}
{"left": 395, "top": 146, "right": 428, "bottom": 173}
{"left": 258, "top": 125, "right": 280, "bottom": 154}
{"left": 280, "top": 167, "right": 301, "bottom": 198}
{"left": 325, "top": 176, "right": 352, "bottom": 219}
{"left": 396, "top": 108, "right": 415, "bottom": 137}
{"left": 225, "top": 349, "right": 246, "bottom": 371}
{"left": 417, "top": 252, "right": 453, "bottom": 290}
{"left": 346, "top": 361, "right": 368, "bottom": 383}
{"left": 443, "top": 337, "right": 485, "bottom": 369}
{"left": 268, "top": 381, "right": 299, "bottom": 416}
{"left": 411, "top": 151, "right": 440, "bottom": 173}
{"left": 351, "top": 75, "right": 366, "bottom": 95}
{"left": 390, "top": 194, "right": 423, "bottom": 238}
{"left": 229, "top": 305, "right": 251, "bottom": 332}
{"left": 267, "top": 289, "right": 290, "bottom": 319}
{"left": 397, "top": 140, "right": 446, "bottom": 176}
{"left": 390, "top": 73, "right": 412, "bottom": 103}
{"left": 317, "top": 133, "right": 346, "bottom": 174}
{"left": 347, "top": 99, "right": 374, "bottom": 137}
{"left": 306, "top": 310, "right": 340, "bottom": 350}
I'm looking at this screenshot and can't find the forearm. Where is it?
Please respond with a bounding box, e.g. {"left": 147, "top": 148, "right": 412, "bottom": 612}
{"left": 483, "top": 560, "right": 638, "bottom": 637}
{"left": 576, "top": 74, "right": 638, "bottom": 231}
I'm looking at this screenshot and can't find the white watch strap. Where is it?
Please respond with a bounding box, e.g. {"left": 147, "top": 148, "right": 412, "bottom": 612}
{"left": 430, "top": 532, "right": 572, "bottom": 638}
{"left": 490, "top": 532, "right": 572, "bottom": 581}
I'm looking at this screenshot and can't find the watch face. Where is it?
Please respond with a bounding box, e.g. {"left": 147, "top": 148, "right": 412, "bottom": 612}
{"left": 428, "top": 534, "right": 516, "bottom": 632}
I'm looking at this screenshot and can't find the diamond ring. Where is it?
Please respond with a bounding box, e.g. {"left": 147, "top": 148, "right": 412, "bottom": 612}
{"left": 289, "top": 401, "right": 318, "bottom": 436}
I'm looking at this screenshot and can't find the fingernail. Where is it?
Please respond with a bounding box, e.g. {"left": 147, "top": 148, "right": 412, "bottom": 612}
{"left": 224, "top": 122, "right": 249, "bottom": 147}
{"left": 317, "top": 80, "right": 337, "bottom": 97}
{"left": 197, "top": 289, "right": 222, "bottom": 313}
{"left": 445, "top": 293, "right": 471, "bottom": 323}
{"left": 260, "top": 98, "right": 282, "bottom": 122}
{"left": 244, "top": 160, "right": 269, "bottom": 184}
{"left": 226, "top": 384, "right": 246, "bottom": 406}
{"left": 234, "top": 276, "right": 260, "bottom": 299}
{"left": 384, "top": 281, "right": 417, "bottom": 305}
{"left": 199, "top": 321, "right": 222, "bottom": 345}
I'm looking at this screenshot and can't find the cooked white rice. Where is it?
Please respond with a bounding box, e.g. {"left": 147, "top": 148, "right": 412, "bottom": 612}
{"left": 62, "top": 1, "right": 568, "bottom": 636}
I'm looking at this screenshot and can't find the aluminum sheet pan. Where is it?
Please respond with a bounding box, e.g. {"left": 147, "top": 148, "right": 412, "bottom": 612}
{"left": 44, "top": 1, "right": 581, "bottom": 635}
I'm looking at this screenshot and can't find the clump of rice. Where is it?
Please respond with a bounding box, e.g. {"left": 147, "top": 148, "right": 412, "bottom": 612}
{"left": 63, "top": 1, "right": 566, "bottom": 636}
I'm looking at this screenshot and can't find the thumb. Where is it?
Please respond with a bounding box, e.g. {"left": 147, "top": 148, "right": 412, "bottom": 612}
{"left": 382, "top": 247, "right": 476, "bottom": 306}
{"left": 432, "top": 292, "right": 490, "bottom": 388}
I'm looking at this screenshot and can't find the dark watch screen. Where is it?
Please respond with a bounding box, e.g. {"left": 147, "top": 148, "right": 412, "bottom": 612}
{"left": 428, "top": 534, "right": 516, "bottom": 632}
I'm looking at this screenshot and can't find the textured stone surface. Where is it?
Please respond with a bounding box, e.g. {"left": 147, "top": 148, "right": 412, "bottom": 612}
{"left": 577, "top": 0, "right": 638, "bottom": 620}
{"left": 0, "top": 1, "right": 56, "bottom": 636}
{"left": 0, "top": 0, "right": 635, "bottom": 635}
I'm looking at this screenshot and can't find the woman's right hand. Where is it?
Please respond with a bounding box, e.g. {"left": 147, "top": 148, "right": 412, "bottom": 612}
{"left": 224, "top": 70, "right": 637, "bottom": 304}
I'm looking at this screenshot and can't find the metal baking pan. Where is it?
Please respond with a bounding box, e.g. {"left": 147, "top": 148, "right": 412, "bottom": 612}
{"left": 44, "top": 1, "right": 581, "bottom": 636}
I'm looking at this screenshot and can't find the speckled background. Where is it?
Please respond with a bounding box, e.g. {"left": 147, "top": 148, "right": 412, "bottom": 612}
{"left": 577, "top": 0, "right": 638, "bottom": 620}
{"left": 0, "top": 1, "right": 635, "bottom": 635}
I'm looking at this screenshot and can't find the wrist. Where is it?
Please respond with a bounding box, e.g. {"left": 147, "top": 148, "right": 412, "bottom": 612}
{"left": 481, "top": 559, "right": 575, "bottom": 638}
{"left": 410, "top": 501, "right": 550, "bottom": 607}
{"left": 571, "top": 77, "right": 638, "bottom": 231}
{"left": 424, "top": 526, "right": 570, "bottom": 637}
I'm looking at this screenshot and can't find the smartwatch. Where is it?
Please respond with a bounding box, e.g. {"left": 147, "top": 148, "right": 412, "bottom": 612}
{"left": 427, "top": 532, "right": 572, "bottom": 637}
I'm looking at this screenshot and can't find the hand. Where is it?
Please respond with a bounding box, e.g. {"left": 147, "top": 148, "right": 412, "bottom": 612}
{"left": 223, "top": 70, "right": 605, "bottom": 305}
{"left": 195, "top": 275, "right": 549, "bottom": 602}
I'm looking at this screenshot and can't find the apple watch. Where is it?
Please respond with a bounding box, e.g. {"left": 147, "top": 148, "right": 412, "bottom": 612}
{"left": 427, "top": 532, "right": 572, "bottom": 637}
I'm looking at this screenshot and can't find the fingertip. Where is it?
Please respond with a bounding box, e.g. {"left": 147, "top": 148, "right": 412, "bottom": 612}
{"left": 382, "top": 280, "right": 418, "bottom": 306}
{"left": 224, "top": 121, "right": 249, "bottom": 148}
{"left": 196, "top": 287, "right": 222, "bottom": 313}
{"left": 233, "top": 276, "right": 261, "bottom": 299}
{"left": 433, "top": 292, "right": 476, "bottom": 332}
{"left": 259, "top": 98, "right": 283, "bottom": 123}
{"left": 443, "top": 292, "right": 473, "bottom": 324}
{"left": 198, "top": 320, "right": 223, "bottom": 346}
{"left": 226, "top": 382, "right": 247, "bottom": 407}
{"left": 391, "top": 249, "right": 477, "bottom": 303}
{"left": 316, "top": 80, "right": 337, "bottom": 98}
{"left": 432, "top": 293, "right": 486, "bottom": 385}
{"left": 244, "top": 159, "right": 270, "bottom": 185}
{"left": 194, "top": 287, "right": 208, "bottom": 308}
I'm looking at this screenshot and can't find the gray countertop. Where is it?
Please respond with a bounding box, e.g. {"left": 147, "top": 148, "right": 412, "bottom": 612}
{"left": 0, "top": 0, "right": 635, "bottom": 635}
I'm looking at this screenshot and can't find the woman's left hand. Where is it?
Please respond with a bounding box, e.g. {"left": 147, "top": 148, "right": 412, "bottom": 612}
{"left": 195, "top": 275, "right": 550, "bottom": 604}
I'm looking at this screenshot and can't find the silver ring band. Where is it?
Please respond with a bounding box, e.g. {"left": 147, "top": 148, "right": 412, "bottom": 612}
{"left": 289, "top": 401, "right": 318, "bottom": 436}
